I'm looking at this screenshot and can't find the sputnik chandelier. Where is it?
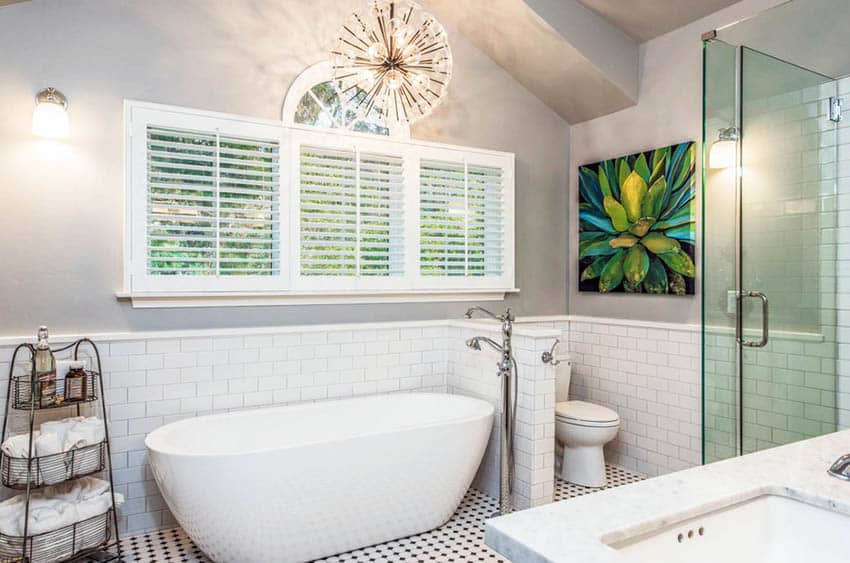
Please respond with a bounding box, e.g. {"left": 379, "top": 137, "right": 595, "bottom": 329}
{"left": 331, "top": 0, "right": 453, "bottom": 126}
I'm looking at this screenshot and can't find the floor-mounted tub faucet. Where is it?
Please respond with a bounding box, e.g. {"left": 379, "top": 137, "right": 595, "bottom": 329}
{"left": 464, "top": 307, "right": 516, "bottom": 515}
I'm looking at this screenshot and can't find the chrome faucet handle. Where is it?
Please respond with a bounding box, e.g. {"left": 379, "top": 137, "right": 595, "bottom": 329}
{"left": 541, "top": 339, "right": 561, "bottom": 366}
{"left": 828, "top": 454, "right": 850, "bottom": 481}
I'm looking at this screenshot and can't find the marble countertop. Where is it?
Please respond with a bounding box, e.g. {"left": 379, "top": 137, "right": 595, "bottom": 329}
{"left": 485, "top": 430, "right": 850, "bottom": 562}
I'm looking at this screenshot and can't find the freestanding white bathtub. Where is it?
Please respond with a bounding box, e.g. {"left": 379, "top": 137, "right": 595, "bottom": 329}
{"left": 145, "top": 392, "right": 494, "bottom": 562}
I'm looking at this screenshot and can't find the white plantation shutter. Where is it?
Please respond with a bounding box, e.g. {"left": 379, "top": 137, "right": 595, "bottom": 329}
{"left": 358, "top": 152, "right": 405, "bottom": 276}
{"left": 419, "top": 159, "right": 504, "bottom": 278}
{"left": 218, "top": 135, "right": 281, "bottom": 276}
{"left": 467, "top": 164, "right": 504, "bottom": 276}
{"left": 146, "top": 128, "right": 218, "bottom": 275}
{"left": 145, "top": 126, "right": 281, "bottom": 279}
{"left": 298, "top": 144, "right": 404, "bottom": 278}
{"left": 128, "top": 102, "right": 514, "bottom": 301}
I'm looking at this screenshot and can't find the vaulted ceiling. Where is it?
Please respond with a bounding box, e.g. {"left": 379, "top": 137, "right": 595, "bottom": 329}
{"left": 575, "top": 0, "right": 741, "bottom": 42}
{"left": 426, "top": 0, "right": 743, "bottom": 124}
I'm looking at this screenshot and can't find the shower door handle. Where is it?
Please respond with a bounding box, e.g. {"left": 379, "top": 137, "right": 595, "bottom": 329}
{"left": 738, "top": 291, "right": 769, "bottom": 348}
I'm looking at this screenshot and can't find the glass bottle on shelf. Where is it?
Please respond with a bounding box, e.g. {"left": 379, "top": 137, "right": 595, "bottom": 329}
{"left": 33, "top": 326, "right": 57, "bottom": 408}
{"left": 64, "top": 360, "right": 88, "bottom": 402}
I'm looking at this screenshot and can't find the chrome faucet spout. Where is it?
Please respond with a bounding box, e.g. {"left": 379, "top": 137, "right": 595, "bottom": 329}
{"left": 465, "top": 306, "right": 499, "bottom": 320}
{"left": 829, "top": 454, "right": 850, "bottom": 481}
{"left": 464, "top": 306, "right": 515, "bottom": 323}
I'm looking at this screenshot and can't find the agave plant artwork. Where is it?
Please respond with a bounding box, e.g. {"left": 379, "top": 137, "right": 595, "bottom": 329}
{"left": 578, "top": 141, "right": 696, "bottom": 295}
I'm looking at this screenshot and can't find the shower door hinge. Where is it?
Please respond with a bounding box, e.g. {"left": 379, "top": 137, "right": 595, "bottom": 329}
{"left": 829, "top": 97, "right": 843, "bottom": 123}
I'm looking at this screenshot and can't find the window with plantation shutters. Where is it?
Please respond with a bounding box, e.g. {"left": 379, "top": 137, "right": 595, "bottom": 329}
{"left": 420, "top": 159, "right": 505, "bottom": 278}
{"left": 126, "top": 101, "right": 514, "bottom": 305}
{"left": 146, "top": 127, "right": 281, "bottom": 277}
{"left": 298, "top": 143, "right": 404, "bottom": 279}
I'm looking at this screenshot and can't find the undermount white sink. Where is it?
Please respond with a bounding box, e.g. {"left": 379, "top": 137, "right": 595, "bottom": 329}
{"left": 606, "top": 494, "right": 850, "bottom": 563}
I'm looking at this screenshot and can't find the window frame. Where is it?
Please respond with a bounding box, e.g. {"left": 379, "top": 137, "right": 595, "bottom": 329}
{"left": 412, "top": 144, "right": 515, "bottom": 292}
{"left": 281, "top": 61, "right": 411, "bottom": 140}
{"left": 123, "top": 100, "right": 515, "bottom": 307}
{"left": 126, "top": 103, "right": 290, "bottom": 294}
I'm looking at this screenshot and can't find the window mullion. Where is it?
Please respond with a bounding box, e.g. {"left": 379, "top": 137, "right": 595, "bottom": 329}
{"left": 215, "top": 128, "right": 221, "bottom": 277}
{"left": 463, "top": 158, "right": 469, "bottom": 278}
{"left": 355, "top": 144, "right": 362, "bottom": 276}
{"left": 308, "top": 89, "right": 341, "bottom": 129}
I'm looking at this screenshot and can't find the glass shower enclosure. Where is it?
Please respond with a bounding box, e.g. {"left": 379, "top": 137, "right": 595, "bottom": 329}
{"left": 702, "top": 0, "right": 850, "bottom": 463}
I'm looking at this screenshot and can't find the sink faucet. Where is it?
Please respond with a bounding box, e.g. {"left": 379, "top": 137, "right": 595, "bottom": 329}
{"left": 828, "top": 454, "right": 850, "bottom": 481}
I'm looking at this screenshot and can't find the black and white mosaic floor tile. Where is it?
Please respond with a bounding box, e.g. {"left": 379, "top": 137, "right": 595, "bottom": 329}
{"left": 554, "top": 464, "right": 645, "bottom": 502}
{"left": 118, "top": 465, "right": 645, "bottom": 562}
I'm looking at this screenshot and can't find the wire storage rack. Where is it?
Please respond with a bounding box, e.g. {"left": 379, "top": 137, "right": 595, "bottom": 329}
{"left": 0, "top": 338, "right": 122, "bottom": 563}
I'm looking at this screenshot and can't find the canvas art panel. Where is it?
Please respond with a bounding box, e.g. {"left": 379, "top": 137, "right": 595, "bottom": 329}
{"left": 578, "top": 141, "right": 696, "bottom": 295}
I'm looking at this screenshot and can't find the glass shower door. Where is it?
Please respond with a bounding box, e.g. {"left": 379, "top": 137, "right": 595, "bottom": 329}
{"left": 738, "top": 47, "right": 838, "bottom": 455}
{"left": 703, "top": 42, "right": 840, "bottom": 463}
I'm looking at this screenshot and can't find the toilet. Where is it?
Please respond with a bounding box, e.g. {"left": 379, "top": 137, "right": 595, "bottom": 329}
{"left": 554, "top": 355, "right": 620, "bottom": 488}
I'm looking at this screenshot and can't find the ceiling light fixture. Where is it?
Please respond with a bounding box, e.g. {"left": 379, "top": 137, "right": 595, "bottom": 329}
{"left": 32, "top": 87, "right": 69, "bottom": 139}
{"left": 330, "top": 0, "right": 452, "bottom": 126}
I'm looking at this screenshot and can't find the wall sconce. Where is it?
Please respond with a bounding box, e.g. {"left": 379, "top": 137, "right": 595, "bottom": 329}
{"left": 708, "top": 126, "right": 738, "bottom": 169}
{"left": 32, "top": 87, "right": 69, "bottom": 139}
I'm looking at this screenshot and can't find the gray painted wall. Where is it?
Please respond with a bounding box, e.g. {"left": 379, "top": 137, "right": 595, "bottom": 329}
{"left": 0, "top": 0, "right": 569, "bottom": 337}
{"left": 567, "top": 0, "right": 785, "bottom": 324}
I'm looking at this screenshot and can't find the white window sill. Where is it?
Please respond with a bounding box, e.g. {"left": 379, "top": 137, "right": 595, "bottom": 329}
{"left": 115, "top": 289, "right": 520, "bottom": 309}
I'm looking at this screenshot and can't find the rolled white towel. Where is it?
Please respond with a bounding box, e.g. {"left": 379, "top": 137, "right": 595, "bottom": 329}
{"left": 34, "top": 432, "right": 62, "bottom": 458}
{"left": 22, "top": 502, "right": 78, "bottom": 536}
{"left": 74, "top": 477, "right": 111, "bottom": 502}
{"left": 0, "top": 479, "right": 120, "bottom": 538}
{"left": 40, "top": 417, "right": 84, "bottom": 446}
{"left": 75, "top": 494, "right": 111, "bottom": 522}
{"left": 47, "top": 476, "right": 110, "bottom": 503}
{"left": 62, "top": 417, "right": 105, "bottom": 451}
{"left": 1, "top": 432, "right": 39, "bottom": 459}
{"left": 0, "top": 496, "right": 24, "bottom": 536}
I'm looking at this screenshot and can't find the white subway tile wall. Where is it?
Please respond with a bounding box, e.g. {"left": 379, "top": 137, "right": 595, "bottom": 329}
{"left": 566, "top": 318, "right": 701, "bottom": 476}
{"left": 12, "top": 312, "right": 834, "bottom": 532}
{"left": 447, "top": 324, "right": 558, "bottom": 509}
{"left": 0, "top": 319, "right": 561, "bottom": 534}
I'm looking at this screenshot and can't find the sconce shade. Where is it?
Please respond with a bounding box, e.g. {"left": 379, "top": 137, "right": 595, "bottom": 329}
{"left": 708, "top": 127, "right": 739, "bottom": 169}
{"left": 709, "top": 140, "right": 736, "bottom": 169}
{"left": 32, "top": 87, "right": 69, "bottom": 139}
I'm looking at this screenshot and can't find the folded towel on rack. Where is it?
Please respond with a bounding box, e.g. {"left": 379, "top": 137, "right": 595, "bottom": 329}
{"left": 24, "top": 502, "right": 78, "bottom": 536}
{"left": 34, "top": 432, "right": 62, "bottom": 458}
{"left": 0, "top": 478, "right": 122, "bottom": 537}
{"left": 39, "top": 417, "right": 84, "bottom": 450}
{"left": 75, "top": 494, "right": 111, "bottom": 522}
{"left": 0, "top": 432, "right": 39, "bottom": 458}
{"left": 1, "top": 417, "right": 105, "bottom": 462}
{"left": 49, "top": 476, "right": 110, "bottom": 503}
{"left": 62, "top": 417, "right": 105, "bottom": 451}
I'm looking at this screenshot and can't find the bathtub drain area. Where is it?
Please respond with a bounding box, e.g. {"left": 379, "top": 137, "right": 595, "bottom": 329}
{"left": 115, "top": 465, "right": 644, "bottom": 562}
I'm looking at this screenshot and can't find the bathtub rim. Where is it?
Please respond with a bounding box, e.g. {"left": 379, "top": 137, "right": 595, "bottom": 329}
{"left": 145, "top": 392, "right": 495, "bottom": 458}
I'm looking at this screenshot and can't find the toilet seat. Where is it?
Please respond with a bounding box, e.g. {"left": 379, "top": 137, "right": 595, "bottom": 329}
{"left": 555, "top": 400, "right": 619, "bottom": 427}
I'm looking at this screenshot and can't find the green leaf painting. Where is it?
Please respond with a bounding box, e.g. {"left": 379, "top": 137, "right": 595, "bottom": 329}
{"left": 578, "top": 141, "right": 696, "bottom": 295}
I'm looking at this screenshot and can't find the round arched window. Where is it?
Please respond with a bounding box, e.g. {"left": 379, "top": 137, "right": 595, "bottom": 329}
{"left": 282, "top": 61, "right": 410, "bottom": 138}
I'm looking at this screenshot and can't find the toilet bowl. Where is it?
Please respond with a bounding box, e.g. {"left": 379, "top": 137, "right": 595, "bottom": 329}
{"left": 553, "top": 355, "right": 620, "bottom": 487}
{"left": 555, "top": 400, "right": 619, "bottom": 487}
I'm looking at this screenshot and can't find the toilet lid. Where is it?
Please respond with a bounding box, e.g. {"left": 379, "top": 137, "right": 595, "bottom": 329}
{"left": 555, "top": 401, "right": 619, "bottom": 424}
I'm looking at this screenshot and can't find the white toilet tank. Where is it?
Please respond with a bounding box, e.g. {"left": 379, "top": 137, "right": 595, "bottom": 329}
{"left": 555, "top": 353, "right": 572, "bottom": 402}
